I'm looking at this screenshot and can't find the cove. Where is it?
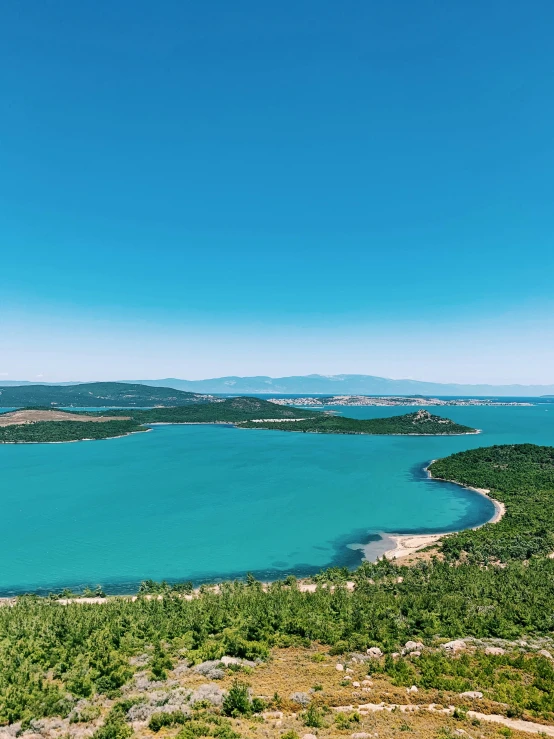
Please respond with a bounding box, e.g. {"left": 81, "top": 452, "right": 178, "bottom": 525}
{"left": 1, "top": 405, "right": 554, "bottom": 595}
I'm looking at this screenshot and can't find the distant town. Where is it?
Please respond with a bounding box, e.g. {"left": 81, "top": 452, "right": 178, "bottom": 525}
{"left": 268, "top": 395, "right": 534, "bottom": 407}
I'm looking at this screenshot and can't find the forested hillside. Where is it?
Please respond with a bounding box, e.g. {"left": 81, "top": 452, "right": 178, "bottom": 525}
{"left": 107, "top": 397, "right": 315, "bottom": 423}
{"left": 0, "top": 419, "right": 144, "bottom": 443}
{"left": 0, "top": 382, "right": 207, "bottom": 407}
{"left": 429, "top": 444, "right": 554, "bottom": 562}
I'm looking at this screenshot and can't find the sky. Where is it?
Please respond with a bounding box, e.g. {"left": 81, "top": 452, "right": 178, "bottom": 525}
{"left": 2, "top": 1, "right": 554, "bottom": 384}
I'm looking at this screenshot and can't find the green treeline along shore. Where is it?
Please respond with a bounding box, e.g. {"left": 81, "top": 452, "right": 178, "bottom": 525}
{"left": 1, "top": 444, "right": 554, "bottom": 734}
{"left": 0, "top": 397, "right": 476, "bottom": 443}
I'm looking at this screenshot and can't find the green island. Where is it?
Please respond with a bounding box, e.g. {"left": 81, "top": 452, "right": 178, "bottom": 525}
{"left": 0, "top": 399, "right": 477, "bottom": 443}
{"left": 1, "top": 443, "right": 553, "bottom": 738}
{"left": 0, "top": 419, "right": 145, "bottom": 444}
{"left": 239, "top": 409, "right": 477, "bottom": 435}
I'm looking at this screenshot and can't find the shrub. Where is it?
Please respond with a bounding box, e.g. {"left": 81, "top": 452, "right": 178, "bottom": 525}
{"left": 92, "top": 708, "right": 132, "bottom": 739}
{"left": 302, "top": 703, "right": 324, "bottom": 728}
{"left": 222, "top": 680, "right": 252, "bottom": 717}
{"left": 70, "top": 705, "right": 101, "bottom": 723}
{"left": 335, "top": 711, "right": 360, "bottom": 729}
{"left": 150, "top": 645, "right": 173, "bottom": 680}
{"left": 329, "top": 641, "right": 349, "bottom": 655}
{"left": 212, "top": 726, "right": 240, "bottom": 739}
{"left": 251, "top": 697, "right": 265, "bottom": 713}
{"left": 149, "top": 710, "right": 189, "bottom": 732}
{"left": 177, "top": 721, "right": 212, "bottom": 739}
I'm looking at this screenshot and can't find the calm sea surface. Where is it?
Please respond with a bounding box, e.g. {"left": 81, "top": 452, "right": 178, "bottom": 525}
{"left": 1, "top": 405, "right": 554, "bottom": 594}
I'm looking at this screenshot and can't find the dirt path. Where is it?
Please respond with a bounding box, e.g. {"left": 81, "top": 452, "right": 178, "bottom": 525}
{"left": 331, "top": 702, "right": 554, "bottom": 736}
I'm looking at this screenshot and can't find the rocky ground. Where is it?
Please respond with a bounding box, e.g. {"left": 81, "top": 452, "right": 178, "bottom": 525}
{"left": 2, "top": 638, "right": 554, "bottom": 739}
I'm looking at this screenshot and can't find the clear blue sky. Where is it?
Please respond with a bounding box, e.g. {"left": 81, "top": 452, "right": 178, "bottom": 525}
{"left": 2, "top": 1, "right": 554, "bottom": 383}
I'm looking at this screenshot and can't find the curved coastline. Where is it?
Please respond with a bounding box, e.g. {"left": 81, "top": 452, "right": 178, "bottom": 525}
{"left": 0, "top": 420, "right": 481, "bottom": 444}
{"left": 0, "top": 429, "right": 151, "bottom": 445}
{"left": 374, "top": 460, "right": 506, "bottom": 562}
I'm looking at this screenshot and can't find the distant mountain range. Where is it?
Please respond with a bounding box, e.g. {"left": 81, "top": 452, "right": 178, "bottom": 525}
{"left": 123, "top": 375, "right": 554, "bottom": 396}
{"left": 2, "top": 374, "right": 554, "bottom": 397}
{"left": 2, "top": 374, "right": 551, "bottom": 397}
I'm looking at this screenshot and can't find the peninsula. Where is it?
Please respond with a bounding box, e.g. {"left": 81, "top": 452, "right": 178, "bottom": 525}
{"left": 383, "top": 443, "right": 554, "bottom": 563}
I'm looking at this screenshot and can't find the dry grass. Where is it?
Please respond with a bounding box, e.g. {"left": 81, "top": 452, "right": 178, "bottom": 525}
{"left": 126, "top": 647, "right": 553, "bottom": 739}
{"left": 0, "top": 410, "right": 130, "bottom": 426}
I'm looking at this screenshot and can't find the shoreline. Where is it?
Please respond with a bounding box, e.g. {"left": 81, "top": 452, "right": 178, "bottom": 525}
{"left": 0, "top": 421, "right": 481, "bottom": 444}
{"left": 239, "top": 427, "right": 481, "bottom": 436}
{"left": 0, "top": 465, "right": 508, "bottom": 597}
{"left": 374, "top": 461, "right": 506, "bottom": 561}
{"left": 0, "top": 428, "right": 151, "bottom": 445}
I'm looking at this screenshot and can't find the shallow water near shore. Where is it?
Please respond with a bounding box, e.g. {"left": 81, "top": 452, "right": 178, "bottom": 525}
{"left": 1, "top": 405, "right": 554, "bottom": 594}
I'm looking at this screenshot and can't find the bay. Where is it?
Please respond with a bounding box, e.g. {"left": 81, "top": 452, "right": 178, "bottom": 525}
{"left": 1, "top": 405, "right": 553, "bottom": 594}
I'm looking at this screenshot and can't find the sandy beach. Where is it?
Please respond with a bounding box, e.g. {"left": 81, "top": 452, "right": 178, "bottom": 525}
{"left": 375, "top": 461, "right": 506, "bottom": 561}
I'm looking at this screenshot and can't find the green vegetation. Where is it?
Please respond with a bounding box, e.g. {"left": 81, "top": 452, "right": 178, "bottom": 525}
{"left": 240, "top": 409, "right": 476, "bottom": 435}
{"left": 1, "top": 441, "right": 553, "bottom": 729}
{"left": 149, "top": 711, "right": 189, "bottom": 731}
{"left": 1, "top": 555, "right": 554, "bottom": 725}
{"left": 108, "top": 396, "right": 315, "bottom": 424}
{"left": 375, "top": 649, "right": 554, "bottom": 719}
{"left": 0, "top": 381, "right": 206, "bottom": 408}
{"left": 0, "top": 397, "right": 312, "bottom": 443}
{"left": 92, "top": 702, "right": 133, "bottom": 739}
{"left": 334, "top": 711, "right": 360, "bottom": 729}
{"left": 0, "top": 400, "right": 475, "bottom": 443}
{"left": 0, "top": 419, "right": 145, "bottom": 443}
{"left": 429, "top": 444, "right": 554, "bottom": 562}
{"left": 301, "top": 702, "right": 325, "bottom": 728}
{"left": 222, "top": 680, "right": 264, "bottom": 717}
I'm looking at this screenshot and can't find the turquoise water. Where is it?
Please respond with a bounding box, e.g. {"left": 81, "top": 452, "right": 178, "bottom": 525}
{"left": 1, "top": 405, "right": 554, "bottom": 594}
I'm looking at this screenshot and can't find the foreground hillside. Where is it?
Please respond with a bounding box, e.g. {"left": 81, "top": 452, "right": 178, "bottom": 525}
{"left": 0, "top": 444, "right": 553, "bottom": 739}
{"left": 0, "top": 382, "right": 208, "bottom": 408}
{"left": 1, "top": 611, "right": 552, "bottom": 739}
